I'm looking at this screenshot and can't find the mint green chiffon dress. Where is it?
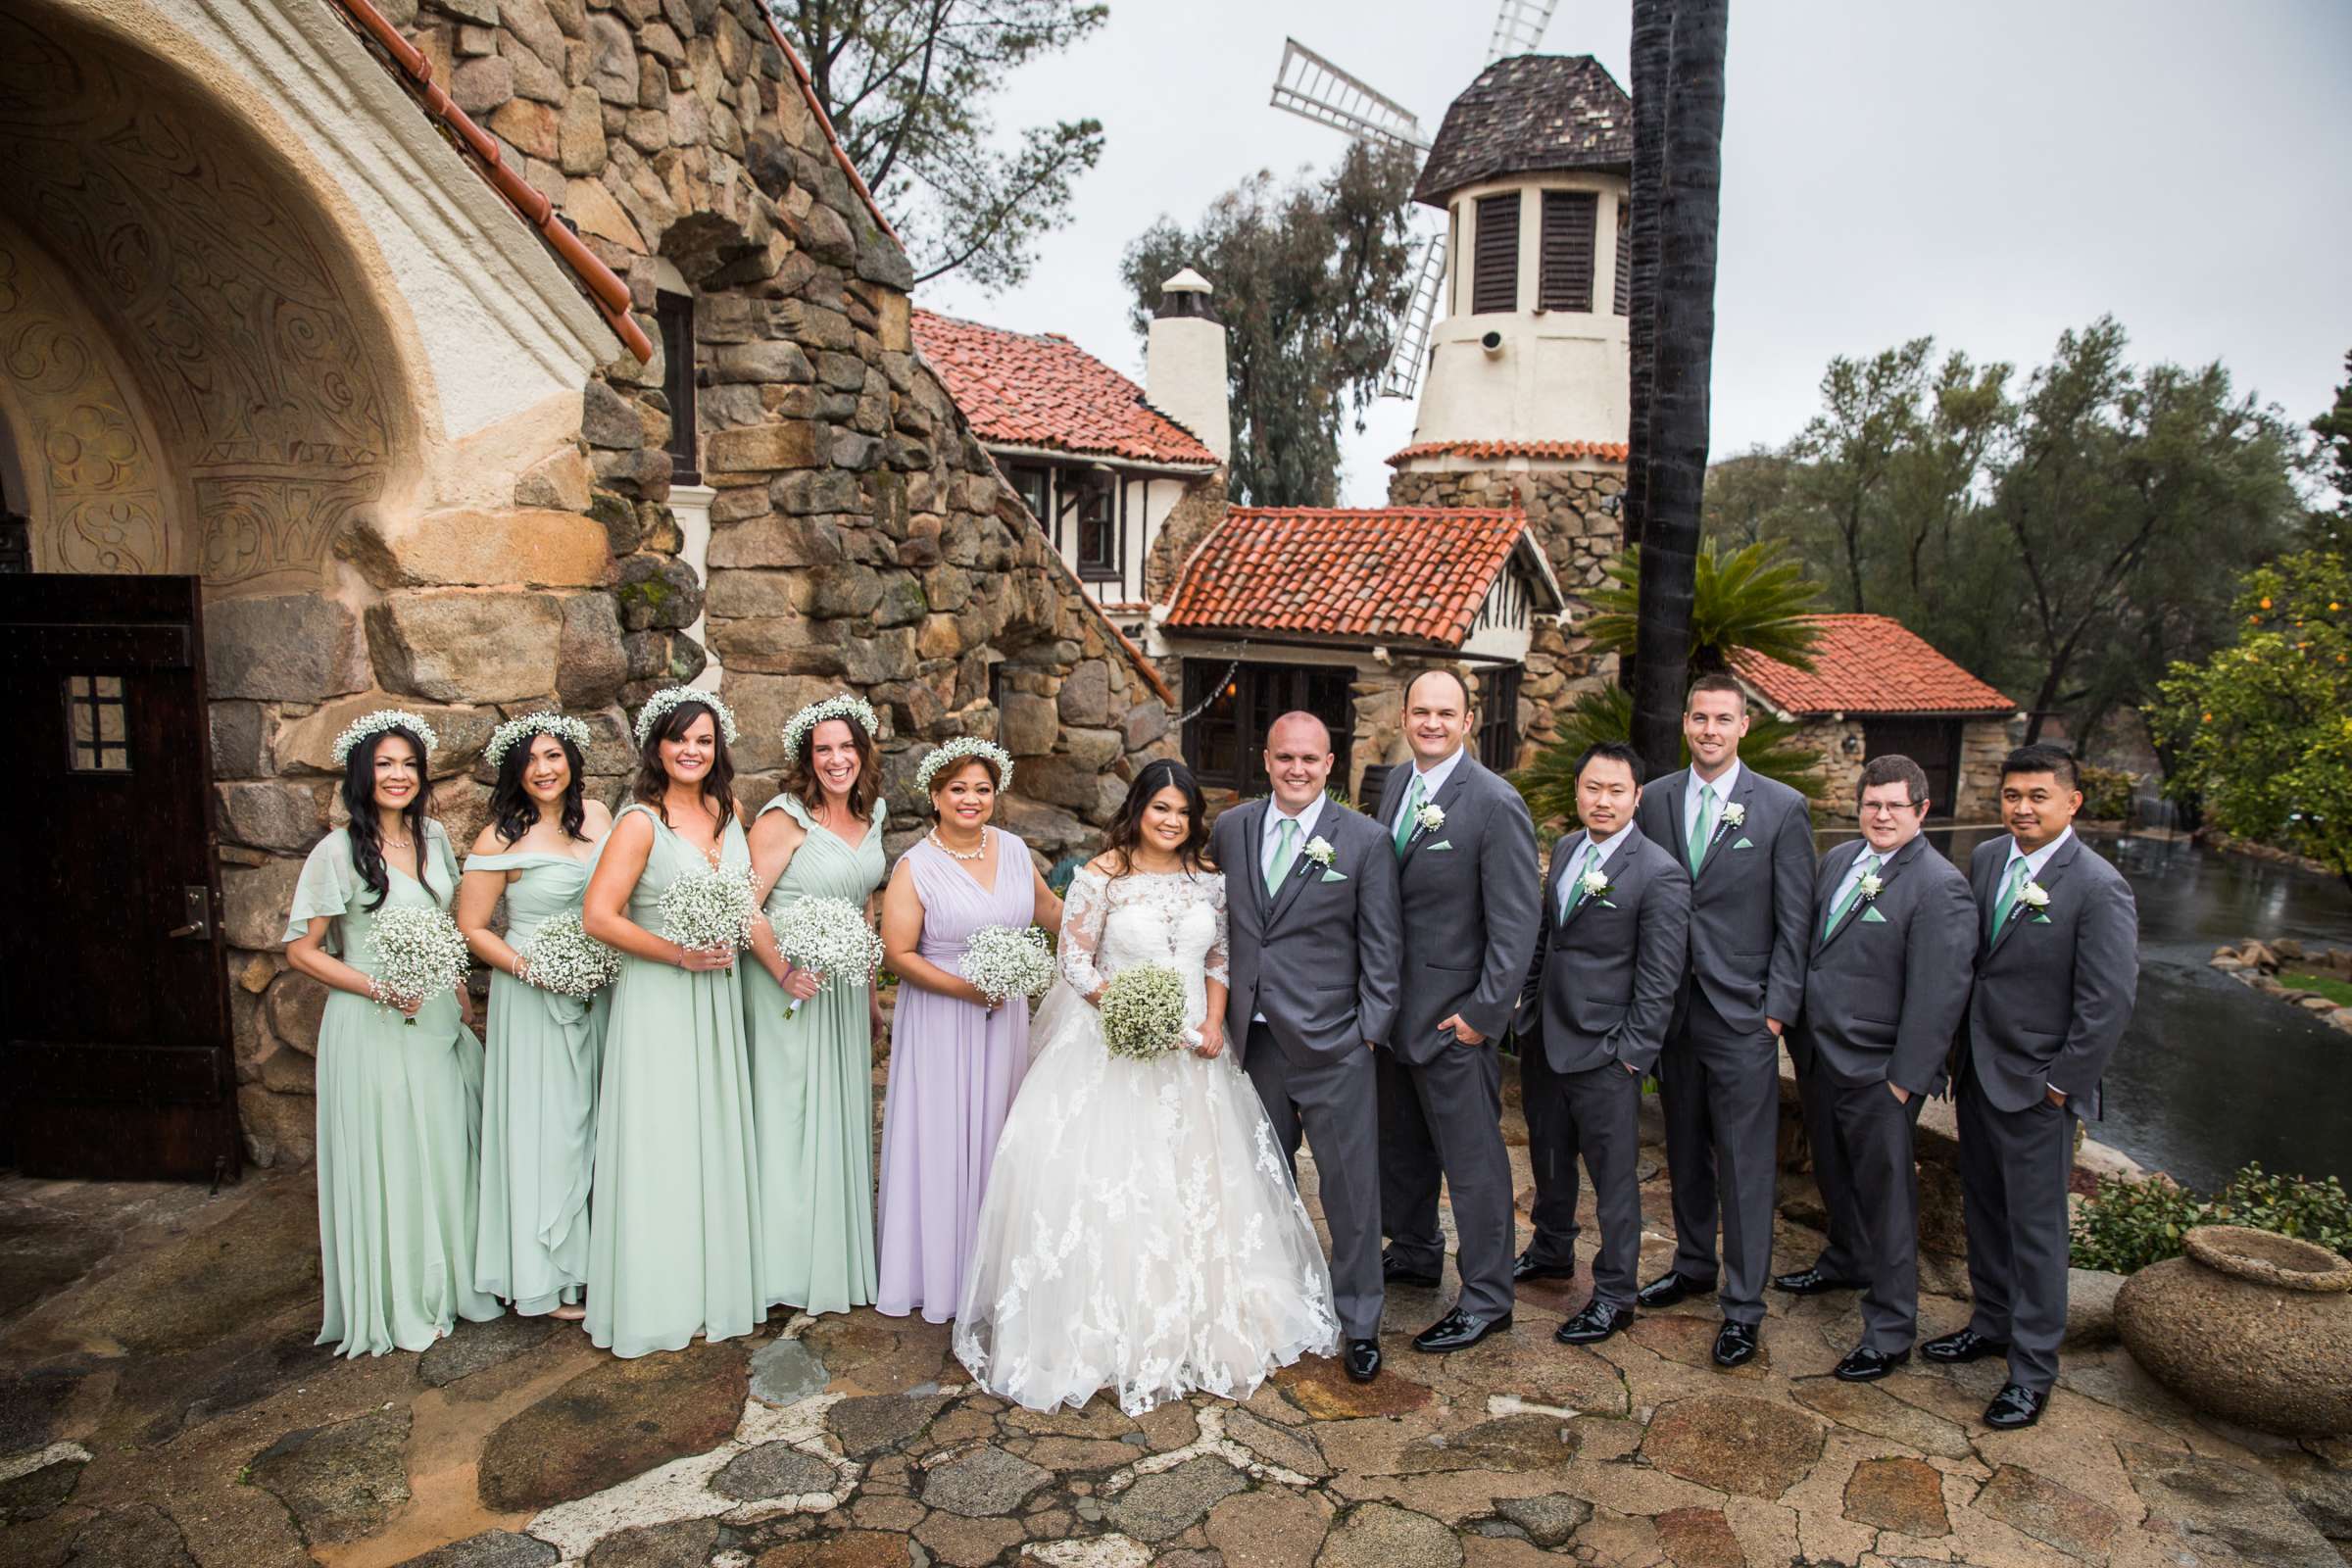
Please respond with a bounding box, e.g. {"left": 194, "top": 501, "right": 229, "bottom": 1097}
{"left": 469, "top": 847, "right": 605, "bottom": 1316}
{"left": 742, "top": 794, "right": 888, "bottom": 1315}
{"left": 286, "top": 821, "right": 502, "bottom": 1357}
{"left": 585, "top": 804, "right": 765, "bottom": 1356}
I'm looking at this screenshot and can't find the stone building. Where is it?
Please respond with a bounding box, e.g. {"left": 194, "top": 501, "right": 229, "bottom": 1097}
{"left": 1730, "top": 615, "right": 2019, "bottom": 819}
{"left": 0, "top": 0, "right": 1170, "bottom": 1178}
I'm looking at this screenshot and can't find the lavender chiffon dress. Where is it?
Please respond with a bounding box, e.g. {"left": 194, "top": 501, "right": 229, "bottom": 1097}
{"left": 875, "top": 827, "right": 1036, "bottom": 1322}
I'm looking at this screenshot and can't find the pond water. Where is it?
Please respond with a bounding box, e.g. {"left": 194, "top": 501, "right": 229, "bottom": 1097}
{"left": 1821, "top": 826, "right": 2352, "bottom": 1193}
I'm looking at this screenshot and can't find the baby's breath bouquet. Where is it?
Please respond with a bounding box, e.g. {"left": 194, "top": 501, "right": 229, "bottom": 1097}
{"left": 961, "top": 924, "right": 1054, "bottom": 1010}
{"left": 769, "top": 895, "right": 885, "bottom": 1018}
{"left": 1099, "top": 963, "right": 1191, "bottom": 1061}
{"left": 517, "top": 910, "right": 620, "bottom": 999}
{"left": 364, "top": 906, "right": 472, "bottom": 1026}
{"left": 657, "top": 864, "right": 761, "bottom": 969}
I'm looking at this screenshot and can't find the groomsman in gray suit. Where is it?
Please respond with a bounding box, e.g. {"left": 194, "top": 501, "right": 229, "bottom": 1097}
{"left": 1925, "top": 745, "right": 2136, "bottom": 1430}
{"left": 1515, "top": 742, "right": 1690, "bottom": 1346}
{"left": 1790, "top": 755, "right": 1977, "bottom": 1383}
{"left": 1374, "top": 669, "right": 1542, "bottom": 1353}
{"left": 1631, "top": 673, "right": 1814, "bottom": 1369}
{"left": 1212, "top": 711, "right": 1403, "bottom": 1385}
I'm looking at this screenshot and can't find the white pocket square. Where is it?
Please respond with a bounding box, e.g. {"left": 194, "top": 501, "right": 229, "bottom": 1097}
{"left": 1425, "top": 839, "right": 1453, "bottom": 852}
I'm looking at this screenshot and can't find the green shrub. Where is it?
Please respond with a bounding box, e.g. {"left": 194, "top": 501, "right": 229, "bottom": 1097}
{"left": 2070, "top": 1161, "right": 2352, "bottom": 1272}
{"left": 2076, "top": 761, "right": 2137, "bottom": 822}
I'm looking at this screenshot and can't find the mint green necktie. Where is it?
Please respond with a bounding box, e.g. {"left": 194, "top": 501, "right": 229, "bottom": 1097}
{"left": 1393, "top": 773, "right": 1424, "bottom": 858}
{"left": 1991, "top": 856, "right": 2028, "bottom": 936}
{"left": 1267, "top": 815, "right": 1300, "bottom": 894}
{"left": 1565, "top": 842, "right": 1597, "bottom": 915}
{"left": 1826, "top": 853, "right": 1880, "bottom": 938}
{"left": 1688, "top": 783, "right": 1716, "bottom": 873}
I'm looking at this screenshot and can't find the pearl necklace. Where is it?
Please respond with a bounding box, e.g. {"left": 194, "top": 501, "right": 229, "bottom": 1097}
{"left": 929, "top": 828, "right": 987, "bottom": 861}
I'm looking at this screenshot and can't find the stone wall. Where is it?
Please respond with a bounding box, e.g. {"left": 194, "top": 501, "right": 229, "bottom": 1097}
{"left": 1140, "top": 469, "right": 1230, "bottom": 607}
{"left": 1387, "top": 460, "right": 1624, "bottom": 767}
{"left": 1790, "top": 715, "right": 2010, "bottom": 820}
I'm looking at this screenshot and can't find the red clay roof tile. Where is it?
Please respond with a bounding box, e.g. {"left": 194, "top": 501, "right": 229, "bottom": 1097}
{"left": 1388, "top": 438, "right": 1629, "bottom": 466}
{"left": 911, "top": 310, "right": 1219, "bottom": 467}
{"left": 1732, "top": 614, "right": 2015, "bottom": 716}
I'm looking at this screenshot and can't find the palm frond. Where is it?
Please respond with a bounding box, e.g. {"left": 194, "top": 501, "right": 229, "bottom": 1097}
{"left": 1582, "top": 539, "right": 1826, "bottom": 677}
{"left": 1511, "top": 684, "right": 1827, "bottom": 827}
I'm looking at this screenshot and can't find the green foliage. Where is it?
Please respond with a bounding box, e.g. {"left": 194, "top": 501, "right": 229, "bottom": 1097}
{"left": 2278, "top": 971, "right": 2352, "bottom": 1006}
{"left": 2075, "top": 762, "right": 2137, "bottom": 822}
{"left": 2312, "top": 350, "right": 2352, "bottom": 553}
{"left": 2149, "top": 551, "right": 2352, "bottom": 892}
{"left": 1122, "top": 143, "right": 1421, "bottom": 506}
{"left": 2071, "top": 1163, "right": 2352, "bottom": 1273}
{"left": 1511, "top": 685, "right": 1824, "bottom": 825}
{"left": 777, "top": 0, "right": 1106, "bottom": 290}
{"left": 1584, "top": 539, "right": 1826, "bottom": 677}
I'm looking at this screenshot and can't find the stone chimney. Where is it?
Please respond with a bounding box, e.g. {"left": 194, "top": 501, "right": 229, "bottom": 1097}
{"left": 1146, "top": 268, "right": 1230, "bottom": 463}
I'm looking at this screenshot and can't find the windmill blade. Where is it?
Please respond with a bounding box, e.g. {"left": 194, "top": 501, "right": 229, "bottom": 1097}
{"left": 1487, "top": 0, "right": 1559, "bottom": 61}
{"left": 1269, "top": 37, "right": 1429, "bottom": 151}
{"left": 1379, "top": 234, "right": 1447, "bottom": 401}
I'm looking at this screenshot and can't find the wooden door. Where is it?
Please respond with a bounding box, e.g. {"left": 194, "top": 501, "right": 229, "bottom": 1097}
{"left": 0, "top": 575, "right": 240, "bottom": 1181}
{"left": 1862, "top": 717, "right": 1962, "bottom": 820}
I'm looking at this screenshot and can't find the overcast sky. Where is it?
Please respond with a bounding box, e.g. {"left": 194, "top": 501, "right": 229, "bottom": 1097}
{"left": 917, "top": 0, "right": 2352, "bottom": 508}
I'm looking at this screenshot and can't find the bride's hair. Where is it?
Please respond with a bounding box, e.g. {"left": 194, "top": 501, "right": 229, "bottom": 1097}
{"left": 1101, "top": 759, "right": 1213, "bottom": 879}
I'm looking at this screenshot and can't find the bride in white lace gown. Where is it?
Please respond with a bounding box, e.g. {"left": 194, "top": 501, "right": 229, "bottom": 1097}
{"left": 953, "top": 763, "right": 1338, "bottom": 1415}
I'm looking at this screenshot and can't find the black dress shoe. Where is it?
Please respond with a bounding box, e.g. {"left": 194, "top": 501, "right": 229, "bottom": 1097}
{"left": 1344, "top": 1338, "right": 1382, "bottom": 1383}
{"left": 1554, "top": 1301, "right": 1634, "bottom": 1345}
{"left": 1382, "top": 1252, "right": 1443, "bottom": 1289}
{"left": 1833, "top": 1345, "right": 1911, "bottom": 1382}
{"left": 1921, "top": 1327, "right": 2010, "bottom": 1365}
{"left": 1411, "top": 1308, "right": 1511, "bottom": 1353}
{"left": 1712, "top": 1320, "right": 1759, "bottom": 1368}
{"left": 1512, "top": 1250, "right": 1580, "bottom": 1284}
{"left": 1984, "top": 1382, "right": 2046, "bottom": 1429}
{"left": 1635, "top": 1272, "right": 1715, "bottom": 1309}
{"left": 1771, "top": 1265, "right": 1867, "bottom": 1296}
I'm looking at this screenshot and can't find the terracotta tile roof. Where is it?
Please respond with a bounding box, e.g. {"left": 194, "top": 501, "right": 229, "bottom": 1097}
{"left": 1164, "top": 507, "right": 1543, "bottom": 649}
{"left": 1732, "top": 614, "right": 2016, "bottom": 716}
{"left": 911, "top": 311, "right": 1220, "bottom": 467}
{"left": 1414, "top": 55, "right": 1634, "bottom": 208}
{"left": 1389, "top": 437, "right": 1629, "bottom": 466}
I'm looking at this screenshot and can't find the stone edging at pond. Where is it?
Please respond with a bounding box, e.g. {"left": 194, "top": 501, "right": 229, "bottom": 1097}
{"left": 2211, "top": 938, "right": 2352, "bottom": 1036}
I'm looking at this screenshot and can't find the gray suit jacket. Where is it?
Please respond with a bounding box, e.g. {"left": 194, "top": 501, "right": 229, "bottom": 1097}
{"left": 1793, "top": 835, "right": 1978, "bottom": 1098}
{"left": 1378, "top": 753, "right": 1543, "bottom": 1063}
{"left": 1212, "top": 798, "right": 1402, "bottom": 1066}
{"left": 1963, "top": 833, "right": 2138, "bottom": 1117}
{"left": 1514, "top": 824, "right": 1691, "bottom": 1075}
{"left": 1636, "top": 765, "right": 1814, "bottom": 1037}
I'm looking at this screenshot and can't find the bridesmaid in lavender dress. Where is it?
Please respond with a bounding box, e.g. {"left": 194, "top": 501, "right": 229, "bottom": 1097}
{"left": 874, "top": 738, "right": 1063, "bottom": 1322}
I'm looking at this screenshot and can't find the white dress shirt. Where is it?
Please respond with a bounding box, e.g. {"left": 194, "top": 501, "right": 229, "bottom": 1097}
{"left": 1558, "top": 822, "right": 1634, "bottom": 920}
{"left": 1828, "top": 839, "right": 1894, "bottom": 916}
{"left": 1253, "top": 793, "right": 1328, "bottom": 1024}
{"left": 1685, "top": 759, "right": 1741, "bottom": 847}
{"left": 1399, "top": 746, "right": 1466, "bottom": 812}
{"left": 1998, "top": 825, "right": 2073, "bottom": 889}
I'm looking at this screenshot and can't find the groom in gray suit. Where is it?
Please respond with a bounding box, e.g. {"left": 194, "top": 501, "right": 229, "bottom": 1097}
{"left": 1925, "top": 744, "right": 2136, "bottom": 1430}
{"left": 1791, "top": 755, "right": 1977, "bottom": 1384}
{"left": 1374, "top": 668, "right": 1541, "bottom": 1354}
{"left": 1212, "top": 711, "right": 1403, "bottom": 1385}
{"left": 1631, "top": 673, "right": 1814, "bottom": 1369}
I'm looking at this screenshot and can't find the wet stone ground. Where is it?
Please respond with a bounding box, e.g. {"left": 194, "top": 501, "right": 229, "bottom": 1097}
{"left": 2, "top": 1090, "right": 2347, "bottom": 1568}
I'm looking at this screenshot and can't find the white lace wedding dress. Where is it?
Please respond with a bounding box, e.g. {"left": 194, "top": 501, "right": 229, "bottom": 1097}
{"left": 952, "top": 866, "right": 1339, "bottom": 1414}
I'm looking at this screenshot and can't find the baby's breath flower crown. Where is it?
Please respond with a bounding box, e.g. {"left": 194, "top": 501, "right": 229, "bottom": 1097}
{"left": 915, "top": 736, "right": 1014, "bottom": 794}
{"left": 633, "top": 686, "right": 741, "bottom": 749}
{"left": 781, "top": 694, "right": 880, "bottom": 761}
{"left": 331, "top": 709, "right": 441, "bottom": 765}
{"left": 484, "top": 711, "right": 594, "bottom": 770}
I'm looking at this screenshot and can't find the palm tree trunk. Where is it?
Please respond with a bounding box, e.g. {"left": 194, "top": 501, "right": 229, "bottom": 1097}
{"left": 1621, "top": 0, "right": 1672, "bottom": 583}
{"left": 1631, "top": 0, "right": 1730, "bottom": 775}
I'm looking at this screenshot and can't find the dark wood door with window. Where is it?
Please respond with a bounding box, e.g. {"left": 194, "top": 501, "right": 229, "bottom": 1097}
{"left": 0, "top": 575, "right": 239, "bottom": 1181}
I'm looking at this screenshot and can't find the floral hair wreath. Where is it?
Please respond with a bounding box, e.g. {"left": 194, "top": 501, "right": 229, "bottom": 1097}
{"left": 915, "top": 736, "right": 1014, "bottom": 794}
{"left": 781, "top": 694, "right": 881, "bottom": 760}
{"left": 331, "top": 709, "right": 441, "bottom": 765}
{"left": 632, "top": 686, "right": 742, "bottom": 749}
{"left": 484, "top": 711, "right": 595, "bottom": 769}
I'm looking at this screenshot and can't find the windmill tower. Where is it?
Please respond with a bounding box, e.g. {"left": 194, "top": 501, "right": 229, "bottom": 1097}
{"left": 1270, "top": 11, "right": 1634, "bottom": 749}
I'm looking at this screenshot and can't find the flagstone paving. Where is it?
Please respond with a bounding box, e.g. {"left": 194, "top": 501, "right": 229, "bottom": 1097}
{"left": 2, "top": 1091, "right": 2345, "bottom": 1568}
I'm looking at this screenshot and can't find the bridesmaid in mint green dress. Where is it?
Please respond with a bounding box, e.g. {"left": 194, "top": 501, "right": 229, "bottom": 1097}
{"left": 581, "top": 688, "right": 765, "bottom": 1356}
{"left": 456, "top": 713, "right": 612, "bottom": 1321}
{"left": 746, "top": 697, "right": 889, "bottom": 1315}
{"left": 284, "top": 710, "right": 501, "bottom": 1357}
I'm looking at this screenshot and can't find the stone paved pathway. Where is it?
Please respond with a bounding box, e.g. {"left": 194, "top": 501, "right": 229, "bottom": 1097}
{"left": 1, "top": 1089, "right": 2345, "bottom": 1568}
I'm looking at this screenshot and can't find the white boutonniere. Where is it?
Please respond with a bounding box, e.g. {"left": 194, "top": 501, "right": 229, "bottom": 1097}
{"left": 1720, "top": 801, "right": 1746, "bottom": 831}
{"left": 2018, "top": 880, "right": 2049, "bottom": 910}
{"left": 1858, "top": 871, "right": 1884, "bottom": 902}
{"left": 1415, "top": 802, "right": 1446, "bottom": 833}
{"left": 1579, "top": 867, "right": 1615, "bottom": 904}
{"left": 1303, "top": 836, "right": 1336, "bottom": 869}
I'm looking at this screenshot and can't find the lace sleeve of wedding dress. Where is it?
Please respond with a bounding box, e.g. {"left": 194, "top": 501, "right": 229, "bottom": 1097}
{"left": 1202, "top": 875, "right": 1230, "bottom": 987}
{"left": 1058, "top": 866, "right": 1112, "bottom": 1002}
